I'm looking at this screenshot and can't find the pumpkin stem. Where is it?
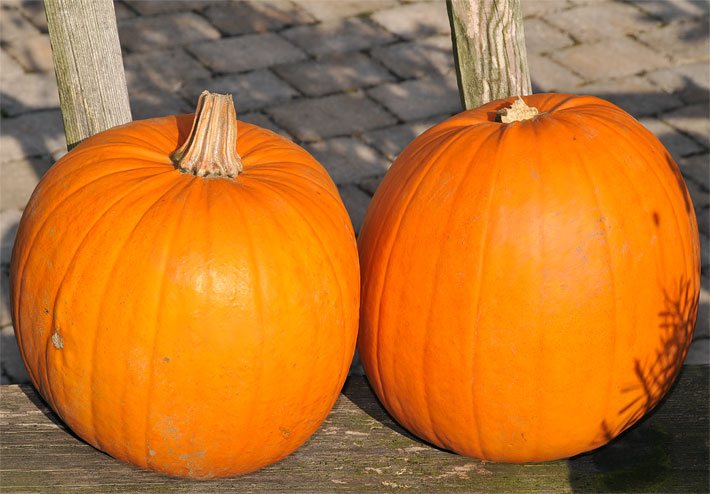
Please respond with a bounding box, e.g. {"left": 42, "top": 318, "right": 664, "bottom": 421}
{"left": 171, "top": 90, "right": 243, "bottom": 178}
{"left": 497, "top": 96, "right": 539, "bottom": 123}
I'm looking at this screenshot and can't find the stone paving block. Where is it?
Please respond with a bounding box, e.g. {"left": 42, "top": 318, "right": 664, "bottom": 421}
{"left": 281, "top": 18, "right": 395, "bottom": 57}
{"left": 684, "top": 177, "right": 710, "bottom": 212}
{"left": 239, "top": 112, "right": 292, "bottom": 139}
{"left": 0, "top": 49, "right": 26, "bottom": 81}
{"left": 181, "top": 70, "right": 298, "bottom": 112}
{"left": 529, "top": 53, "right": 584, "bottom": 92}
{"left": 368, "top": 76, "right": 461, "bottom": 122}
{"left": 523, "top": 17, "right": 574, "bottom": 55}
{"left": 127, "top": 79, "right": 193, "bottom": 120}
{"left": 3, "top": 34, "right": 54, "bottom": 73}
{"left": 119, "top": 12, "right": 220, "bottom": 53}
{"left": 267, "top": 92, "right": 396, "bottom": 142}
{"left": 698, "top": 206, "right": 709, "bottom": 236}
{"left": 0, "top": 4, "right": 39, "bottom": 42}
{"left": 0, "top": 209, "right": 21, "bottom": 266}
{"left": 0, "top": 157, "right": 52, "bottom": 210}
{"left": 358, "top": 175, "right": 384, "bottom": 196}
{"left": 0, "top": 268, "right": 9, "bottom": 327}
{"left": 580, "top": 76, "right": 684, "bottom": 118}
{"left": 521, "top": 0, "right": 570, "bottom": 18}
{"left": 0, "top": 72, "right": 59, "bottom": 116}
{"left": 0, "top": 110, "right": 65, "bottom": 164}
{"left": 549, "top": 37, "right": 671, "bottom": 82}
{"left": 371, "top": 35, "right": 454, "bottom": 79}
{"left": 647, "top": 63, "right": 710, "bottom": 105}
{"left": 362, "top": 116, "right": 447, "bottom": 161}
{"left": 272, "top": 53, "right": 394, "bottom": 97}
{"left": 371, "top": 1, "right": 451, "bottom": 39}
{"left": 188, "top": 33, "right": 306, "bottom": 74}
{"left": 307, "top": 137, "right": 389, "bottom": 184}
{"left": 16, "top": 0, "right": 47, "bottom": 32}
{"left": 113, "top": 1, "right": 137, "bottom": 20}
{"left": 123, "top": 49, "right": 211, "bottom": 93}
{"left": 123, "top": 0, "right": 214, "bottom": 16}
{"left": 291, "top": 0, "right": 398, "bottom": 22}
{"left": 636, "top": 18, "right": 710, "bottom": 65}
{"left": 640, "top": 118, "right": 704, "bottom": 160}
{"left": 629, "top": 0, "right": 709, "bottom": 24}
{"left": 0, "top": 326, "right": 29, "bottom": 384}
{"left": 677, "top": 154, "right": 710, "bottom": 190}
{"left": 661, "top": 103, "right": 710, "bottom": 149}
{"left": 203, "top": 0, "right": 314, "bottom": 36}
{"left": 543, "top": 2, "right": 658, "bottom": 43}
{"left": 337, "top": 184, "right": 370, "bottom": 234}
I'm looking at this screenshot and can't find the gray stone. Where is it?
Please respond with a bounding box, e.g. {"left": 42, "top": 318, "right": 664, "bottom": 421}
{"left": 677, "top": 154, "right": 710, "bottom": 190}
{"left": 370, "top": 1, "right": 450, "bottom": 40}
{"left": 0, "top": 157, "right": 52, "bottom": 210}
{"left": 0, "top": 269, "right": 9, "bottom": 327}
{"left": 127, "top": 79, "right": 192, "bottom": 120}
{"left": 647, "top": 63, "right": 710, "bottom": 104}
{"left": 529, "top": 54, "right": 584, "bottom": 92}
{"left": 0, "top": 50, "right": 25, "bottom": 81}
{"left": 3, "top": 34, "right": 54, "bottom": 73}
{"left": 239, "top": 112, "right": 292, "bottom": 139}
{"left": 113, "top": 1, "right": 137, "bottom": 20}
{"left": 684, "top": 178, "right": 709, "bottom": 212}
{"left": 0, "top": 4, "right": 39, "bottom": 42}
{"left": 119, "top": 12, "right": 220, "bottom": 53}
{"left": 661, "top": 103, "right": 710, "bottom": 148}
{"left": 181, "top": 70, "right": 298, "bottom": 112}
{"left": 272, "top": 53, "right": 395, "bottom": 97}
{"left": 203, "top": 0, "right": 314, "bottom": 36}
{"left": 188, "top": 33, "right": 306, "bottom": 74}
{"left": 290, "top": 0, "right": 397, "bottom": 22}
{"left": 371, "top": 35, "right": 454, "bottom": 79}
{"left": 580, "top": 76, "right": 684, "bottom": 118}
{"left": 0, "top": 110, "right": 65, "bottom": 164}
{"left": 549, "top": 37, "right": 671, "bottom": 82}
{"left": 685, "top": 337, "right": 709, "bottom": 365}
{"left": 521, "top": 0, "right": 571, "bottom": 18}
{"left": 16, "top": 0, "right": 47, "bottom": 32}
{"left": 636, "top": 18, "right": 710, "bottom": 64}
{"left": 0, "top": 73, "right": 59, "bottom": 116}
{"left": 543, "top": 2, "right": 659, "bottom": 43}
{"left": 523, "top": 18, "right": 574, "bottom": 55}
{"left": 0, "top": 326, "right": 29, "bottom": 384}
{"left": 629, "top": 0, "right": 709, "bottom": 23}
{"left": 368, "top": 76, "right": 461, "bottom": 121}
{"left": 0, "top": 209, "right": 21, "bottom": 266}
{"left": 640, "top": 118, "right": 704, "bottom": 159}
{"left": 123, "top": 0, "right": 215, "bottom": 16}
{"left": 267, "top": 92, "right": 396, "bottom": 142}
{"left": 307, "top": 137, "right": 389, "bottom": 185}
{"left": 123, "top": 49, "right": 211, "bottom": 93}
{"left": 698, "top": 206, "right": 709, "bottom": 236}
{"left": 281, "top": 18, "right": 395, "bottom": 57}
{"left": 362, "top": 116, "right": 447, "bottom": 160}
{"left": 359, "top": 175, "right": 384, "bottom": 196}
{"left": 338, "top": 185, "right": 371, "bottom": 233}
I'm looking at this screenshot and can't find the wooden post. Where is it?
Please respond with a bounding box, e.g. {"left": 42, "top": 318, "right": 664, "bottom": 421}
{"left": 44, "top": 0, "right": 132, "bottom": 150}
{"left": 447, "top": 0, "right": 532, "bottom": 110}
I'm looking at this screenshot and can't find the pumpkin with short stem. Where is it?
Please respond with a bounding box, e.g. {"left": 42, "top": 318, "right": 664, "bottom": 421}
{"left": 357, "top": 94, "right": 700, "bottom": 462}
{"left": 10, "top": 91, "right": 360, "bottom": 478}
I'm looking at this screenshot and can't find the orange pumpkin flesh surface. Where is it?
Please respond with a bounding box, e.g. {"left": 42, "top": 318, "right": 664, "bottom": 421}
{"left": 10, "top": 92, "right": 359, "bottom": 478}
{"left": 357, "top": 94, "right": 700, "bottom": 462}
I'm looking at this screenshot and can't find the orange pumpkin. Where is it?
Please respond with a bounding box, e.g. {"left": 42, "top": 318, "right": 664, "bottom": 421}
{"left": 10, "top": 92, "right": 359, "bottom": 478}
{"left": 357, "top": 94, "right": 700, "bottom": 462}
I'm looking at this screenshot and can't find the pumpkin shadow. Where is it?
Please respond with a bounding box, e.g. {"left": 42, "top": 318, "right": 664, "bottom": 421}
{"left": 566, "top": 276, "right": 708, "bottom": 492}
{"left": 341, "top": 375, "right": 446, "bottom": 452}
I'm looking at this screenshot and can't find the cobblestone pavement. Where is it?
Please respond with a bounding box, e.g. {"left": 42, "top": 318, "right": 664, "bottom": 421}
{"left": 1, "top": 0, "right": 708, "bottom": 382}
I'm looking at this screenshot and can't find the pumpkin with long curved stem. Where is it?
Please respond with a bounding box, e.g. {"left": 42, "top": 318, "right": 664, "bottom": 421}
{"left": 357, "top": 94, "right": 700, "bottom": 462}
{"left": 11, "top": 91, "right": 359, "bottom": 478}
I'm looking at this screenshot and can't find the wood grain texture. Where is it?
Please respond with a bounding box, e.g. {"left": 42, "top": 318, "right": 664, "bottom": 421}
{"left": 447, "top": 0, "right": 532, "bottom": 109}
{"left": 1, "top": 368, "right": 708, "bottom": 492}
{"left": 44, "top": 0, "right": 131, "bottom": 149}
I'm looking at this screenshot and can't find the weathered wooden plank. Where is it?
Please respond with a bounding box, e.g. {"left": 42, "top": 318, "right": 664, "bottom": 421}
{"left": 44, "top": 0, "right": 132, "bottom": 149}
{"left": 447, "top": 0, "right": 532, "bottom": 109}
{"left": 1, "top": 367, "right": 707, "bottom": 492}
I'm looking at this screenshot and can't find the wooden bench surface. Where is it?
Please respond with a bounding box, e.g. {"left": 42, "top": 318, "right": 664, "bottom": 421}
{"left": 1, "top": 367, "right": 707, "bottom": 493}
